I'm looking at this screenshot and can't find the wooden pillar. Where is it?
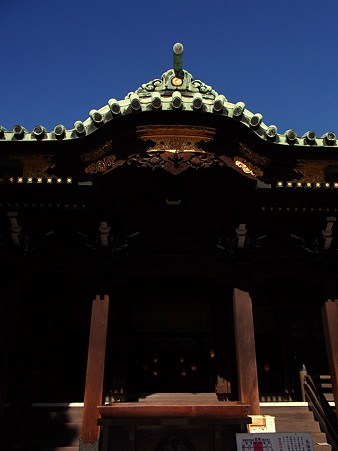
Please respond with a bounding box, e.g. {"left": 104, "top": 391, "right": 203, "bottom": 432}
{"left": 321, "top": 299, "right": 338, "bottom": 419}
{"left": 0, "top": 266, "right": 25, "bottom": 449}
{"left": 233, "top": 288, "right": 260, "bottom": 415}
{"left": 80, "top": 295, "right": 110, "bottom": 451}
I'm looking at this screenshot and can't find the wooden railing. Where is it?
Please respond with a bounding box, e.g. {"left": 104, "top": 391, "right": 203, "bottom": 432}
{"left": 303, "top": 374, "right": 338, "bottom": 451}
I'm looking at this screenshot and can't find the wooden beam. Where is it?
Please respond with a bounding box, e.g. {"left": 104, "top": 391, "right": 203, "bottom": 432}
{"left": 321, "top": 299, "right": 338, "bottom": 419}
{"left": 80, "top": 295, "right": 110, "bottom": 450}
{"left": 233, "top": 288, "right": 260, "bottom": 415}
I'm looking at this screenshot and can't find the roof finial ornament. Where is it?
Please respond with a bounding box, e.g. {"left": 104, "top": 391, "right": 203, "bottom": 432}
{"left": 173, "top": 42, "right": 184, "bottom": 80}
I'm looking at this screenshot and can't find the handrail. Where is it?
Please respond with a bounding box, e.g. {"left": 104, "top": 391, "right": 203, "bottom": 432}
{"left": 304, "top": 374, "right": 338, "bottom": 451}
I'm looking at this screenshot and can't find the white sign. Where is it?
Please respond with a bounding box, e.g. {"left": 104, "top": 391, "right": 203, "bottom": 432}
{"left": 236, "top": 433, "right": 314, "bottom": 451}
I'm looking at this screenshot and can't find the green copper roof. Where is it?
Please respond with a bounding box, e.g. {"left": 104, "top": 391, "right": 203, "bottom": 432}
{"left": 0, "top": 42, "right": 336, "bottom": 148}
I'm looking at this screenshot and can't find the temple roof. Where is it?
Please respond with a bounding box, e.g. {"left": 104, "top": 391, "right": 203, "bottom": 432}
{"left": 2, "top": 43, "right": 338, "bottom": 193}
{"left": 1, "top": 44, "right": 338, "bottom": 285}
{"left": 0, "top": 43, "right": 336, "bottom": 149}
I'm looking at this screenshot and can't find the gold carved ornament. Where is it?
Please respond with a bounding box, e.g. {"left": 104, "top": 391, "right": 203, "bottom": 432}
{"left": 127, "top": 151, "right": 223, "bottom": 175}
{"left": 84, "top": 154, "right": 118, "bottom": 175}
{"left": 130, "top": 125, "right": 221, "bottom": 174}
{"left": 137, "top": 125, "right": 216, "bottom": 153}
{"left": 233, "top": 157, "right": 263, "bottom": 178}
{"left": 295, "top": 160, "right": 338, "bottom": 184}
{"left": 9, "top": 155, "right": 55, "bottom": 178}
{"left": 82, "top": 141, "right": 124, "bottom": 175}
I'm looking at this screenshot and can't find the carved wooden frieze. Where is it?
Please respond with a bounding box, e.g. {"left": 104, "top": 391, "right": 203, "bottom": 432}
{"left": 77, "top": 129, "right": 277, "bottom": 178}
{"left": 238, "top": 143, "right": 270, "bottom": 166}
{"left": 10, "top": 154, "right": 55, "bottom": 178}
{"left": 123, "top": 125, "right": 221, "bottom": 174}
{"left": 84, "top": 154, "right": 118, "bottom": 175}
{"left": 127, "top": 151, "right": 224, "bottom": 175}
{"left": 137, "top": 125, "right": 216, "bottom": 153}
{"left": 82, "top": 140, "right": 124, "bottom": 175}
{"left": 81, "top": 140, "right": 113, "bottom": 163}
{"left": 295, "top": 160, "right": 338, "bottom": 183}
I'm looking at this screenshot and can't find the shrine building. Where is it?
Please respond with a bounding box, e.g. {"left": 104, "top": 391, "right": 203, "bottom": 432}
{"left": 0, "top": 43, "right": 337, "bottom": 451}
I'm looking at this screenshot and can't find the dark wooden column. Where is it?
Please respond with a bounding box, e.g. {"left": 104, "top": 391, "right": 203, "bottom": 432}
{"left": 233, "top": 288, "right": 260, "bottom": 415}
{"left": 321, "top": 299, "right": 338, "bottom": 419}
{"left": 80, "top": 295, "right": 110, "bottom": 451}
{"left": 0, "top": 285, "right": 16, "bottom": 427}
{"left": 0, "top": 272, "right": 23, "bottom": 443}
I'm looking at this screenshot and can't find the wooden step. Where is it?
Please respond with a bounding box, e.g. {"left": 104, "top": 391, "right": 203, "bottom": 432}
{"left": 138, "top": 392, "right": 219, "bottom": 402}
{"left": 11, "top": 447, "right": 80, "bottom": 451}
{"left": 319, "top": 375, "right": 334, "bottom": 402}
{"left": 7, "top": 401, "right": 335, "bottom": 451}
{"left": 260, "top": 405, "right": 332, "bottom": 451}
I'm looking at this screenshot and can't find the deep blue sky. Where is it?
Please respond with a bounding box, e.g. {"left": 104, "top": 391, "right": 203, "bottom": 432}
{"left": 1, "top": 0, "right": 338, "bottom": 137}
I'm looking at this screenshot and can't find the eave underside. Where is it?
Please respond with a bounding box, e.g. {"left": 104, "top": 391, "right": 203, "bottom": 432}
{"left": 0, "top": 163, "right": 337, "bottom": 299}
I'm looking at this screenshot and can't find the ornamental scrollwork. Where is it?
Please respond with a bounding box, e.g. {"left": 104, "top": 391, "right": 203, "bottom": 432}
{"left": 137, "top": 125, "right": 216, "bottom": 153}
{"left": 191, "top": 80, "right": 218, "bottom": 97}
{"left": 84, "top": 154, "right": 117, "bottom": 175}
{"left": 135, "top": 69, "right": 219, "bottom": 98}
{"left": 127, "top": 151, "right": 223, "bottom": 175}
{"left": 136, "top": 79, "right": 163, "bottom": 93}
{"left": 234, "top": 156, "right": 263, "bottom": 178}
{"left": 146, "top": 136, "right": 205, "bottom": 153}
{"left": 82, "top": 140, "right": 118, "bottom": 175}
{"left": 81, "top": 140, "right": 113, "bottom": 163}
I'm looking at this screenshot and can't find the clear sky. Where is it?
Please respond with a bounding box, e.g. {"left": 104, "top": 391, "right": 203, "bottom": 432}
{"left": 1, "top": 0, "right": 338, "bottom": 137}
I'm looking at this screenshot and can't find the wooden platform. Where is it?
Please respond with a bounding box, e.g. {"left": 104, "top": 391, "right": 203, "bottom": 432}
{"left": 97, "top": 394, "right": 251, "bottom": 451}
